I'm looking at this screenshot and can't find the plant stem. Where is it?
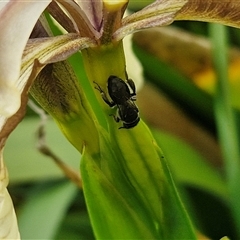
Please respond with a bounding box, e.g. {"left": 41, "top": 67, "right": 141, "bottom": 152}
{"left": 209, "top": 23, "right": 240, "bottom": 237}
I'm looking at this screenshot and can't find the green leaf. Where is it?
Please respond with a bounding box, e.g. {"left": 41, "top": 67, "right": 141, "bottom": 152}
{"left": 18, "top": 181, "right": 78, "bottom": 239}
{"left": 55, "top": 210, "right": 94, "bottom": 240}
{"left": 81, "top": 122, "right": 196, "bottom": 239}
{"left": 152, "top": 128, "right": 228, "bottom": 200}
{"left": 78, "top": 38, "right": 196, "bottom": 239}
{"left": 210, "top": 23, "right": 240, "bottom": 237}
{"left": 80, "top": 127, "right": 159, "bottom": 239}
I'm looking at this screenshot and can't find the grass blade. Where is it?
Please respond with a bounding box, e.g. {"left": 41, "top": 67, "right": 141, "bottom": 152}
{"left": 209, "top": 23, "right": 240, "bottom": 237}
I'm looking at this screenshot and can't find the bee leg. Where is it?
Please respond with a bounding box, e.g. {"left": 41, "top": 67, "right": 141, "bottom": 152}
{"left": 93, "top": 81, "right": 115, "bottom": 107}
{"left": 109, "top": 113, "right": 121, "bottom": 123}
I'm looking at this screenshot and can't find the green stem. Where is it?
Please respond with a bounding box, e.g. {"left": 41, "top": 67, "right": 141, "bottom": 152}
{"left": 80, "top": 39, "right": 196, "bottom": 239}
{"left": 81, "top": 41, "right": 126, "bottom": 126}
{"left": 209, "top": 23, "right": 240, "bottom": 236}
{"left": 81, "top": 41, "right": 126, "bottom": 84}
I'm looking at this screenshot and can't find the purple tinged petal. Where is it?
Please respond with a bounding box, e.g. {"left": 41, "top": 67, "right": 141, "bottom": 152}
{"left": 114, "top": 0, "right": 187, "bottom": 40}
{"left": 18, "top": 34, "right": 95, "bottom": 107}
{"left": 47, "top": 1, "right": 77, "bottom": 33}
{"left": 0, "top": 0, "right": 51, "bottom": 120}
{"left": 76, "top": 0, "right": 103, "bottom": 31}
{"left": 21, "top": 34, "right": 96, "bottom": 88}
{"left": 56, "top": 0, "right": 100, "bottom": 39}
{"left": 115, "top": 0, "right": 240, "bottom": 41}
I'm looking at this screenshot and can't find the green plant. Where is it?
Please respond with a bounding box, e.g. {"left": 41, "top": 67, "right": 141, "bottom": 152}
{"left": 1, "top": 1, "right": 240, "bottom": 239}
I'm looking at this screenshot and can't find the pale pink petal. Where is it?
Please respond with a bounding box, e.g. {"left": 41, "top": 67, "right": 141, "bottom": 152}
{"left": 76, "top": 0, "right": 103, "bottom": 31}
{"left": 0, "top": 1, "right": 51, "bottom": 121}
{"left": 0, "top": 1, "right": 10, "bottom": 11}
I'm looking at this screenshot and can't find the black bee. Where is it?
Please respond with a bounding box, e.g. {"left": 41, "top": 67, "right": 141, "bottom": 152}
{"left": 94, "top": 75, "right": 140, "bottom": 129}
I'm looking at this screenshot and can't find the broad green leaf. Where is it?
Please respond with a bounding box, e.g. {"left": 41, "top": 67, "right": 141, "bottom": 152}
{"left": 18, "top": 181, "right": 78, "bottom": 239}
{"left": 81, "top": 122, "right": 196, "bottom": 239}
{"left": 55, "top": 210, "right": 94, "bottom": 239}
{"left": 79, "top": 37, "right": 196, "bottom": 239}
{"left": 152, "top": 129, "right": 228, "bottom": 200}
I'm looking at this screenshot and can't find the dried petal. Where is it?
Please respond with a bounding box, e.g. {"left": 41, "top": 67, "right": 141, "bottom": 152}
{"left": 176, "top": 0, "right": 240, "bottom": 28}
